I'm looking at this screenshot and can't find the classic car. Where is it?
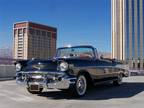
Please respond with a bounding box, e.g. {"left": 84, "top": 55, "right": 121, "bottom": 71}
{"left": 15, "top": 45, "right": 129, "bottom": 97}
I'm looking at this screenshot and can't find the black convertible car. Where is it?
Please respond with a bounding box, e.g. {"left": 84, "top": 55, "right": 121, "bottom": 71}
{"left": 15, "top": 45, "right": 129, "bottom": 97}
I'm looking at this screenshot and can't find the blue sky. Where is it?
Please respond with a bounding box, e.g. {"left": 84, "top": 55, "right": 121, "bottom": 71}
{"left": 0, "top": 0, "right": 111, "bottom": 52}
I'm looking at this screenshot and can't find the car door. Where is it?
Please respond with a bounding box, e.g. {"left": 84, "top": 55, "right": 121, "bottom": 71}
{"left": 94, "top": 59, "right": 116, "bottom": 79}
{"left": 90, "top": 59, "right": 108, "bottom": 80}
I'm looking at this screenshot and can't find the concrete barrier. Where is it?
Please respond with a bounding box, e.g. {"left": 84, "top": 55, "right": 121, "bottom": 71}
{"left": 0, "top": 65, "right": 16, "bottom": 79}
{"left": 129, "top": 70, "right": 144, "bottom": 76}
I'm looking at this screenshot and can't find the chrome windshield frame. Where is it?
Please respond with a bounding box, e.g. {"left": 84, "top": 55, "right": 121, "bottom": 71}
{"left": 55, "top": 45, "right": 97, "bottom": 59}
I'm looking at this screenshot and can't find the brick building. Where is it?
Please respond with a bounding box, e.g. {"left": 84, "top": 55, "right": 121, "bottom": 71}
{"left": 13, "top": 21, "right": 57, "bottom": 60}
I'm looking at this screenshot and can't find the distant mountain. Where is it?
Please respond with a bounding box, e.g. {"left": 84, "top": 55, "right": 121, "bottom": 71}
{"left": 0, "top": 48, "right": 13, "bottom": 64}
{"left": 0, "top": 48, "right": 13, "bottom": 58}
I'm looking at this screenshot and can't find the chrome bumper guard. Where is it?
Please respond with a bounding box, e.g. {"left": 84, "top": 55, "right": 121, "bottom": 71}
{"left": 124, "top": 70, "right": 129, "bottom": 77}
{"left": 16, "top": 71, "right": 76, "bottom": 89}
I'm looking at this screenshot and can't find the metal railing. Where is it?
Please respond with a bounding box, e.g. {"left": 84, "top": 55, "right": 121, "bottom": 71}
{"left": 0, "top": 58, "right": 16, "bottom": 65}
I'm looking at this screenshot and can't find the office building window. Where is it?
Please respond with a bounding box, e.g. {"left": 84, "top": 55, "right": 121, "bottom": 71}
{"left": 23, "top": 28, "right": 26, "bottom": 34}
{"left": 36, "top": 30, "right": 41, "bottom": 35}
{"left": 137, "top": 0, "right": 140, "bottom": 58}
{"left": 47, "top": 32, "right": 51, "bottom": 37}
{"left": 29, "top": 28, "right": 35, "bottom": 35}
{"left": 42, "top": 31, "right": 46, "bottom": 36}
{"left": 18, "top": 29, "right": 22, "bottom": 34}
{"left": 132, "top": 0, "right": 135, "bottom": 58}
{"left": 125, "top": 0, "right": 129, "bottom": 60}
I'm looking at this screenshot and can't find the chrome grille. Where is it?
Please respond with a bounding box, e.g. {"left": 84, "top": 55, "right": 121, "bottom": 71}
{"left": 16, "top": 71, "right": 66, "bottom": 84}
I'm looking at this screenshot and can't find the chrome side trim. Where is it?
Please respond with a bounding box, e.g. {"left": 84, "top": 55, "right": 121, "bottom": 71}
{"left": 74, "top": 65, "right": 129, "bottom": 72}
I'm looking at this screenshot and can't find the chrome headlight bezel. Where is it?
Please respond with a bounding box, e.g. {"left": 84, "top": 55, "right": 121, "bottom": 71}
{"left": 16, "top": 63, "right": 22, "bottom": 71}
{"left": 59, "top": 61, "right": 68, "bottom": 72}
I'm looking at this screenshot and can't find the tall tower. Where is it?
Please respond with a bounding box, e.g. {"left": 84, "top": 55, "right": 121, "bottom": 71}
{"left": 112, "top": 0, "right": 125, "bottom": 60}
{"left": 112, "top": 0, "right": 144, "bottom": 70}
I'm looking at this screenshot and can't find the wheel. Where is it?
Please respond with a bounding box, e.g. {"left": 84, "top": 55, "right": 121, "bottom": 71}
{"left": 27, "top": 87, "right": 43, "bottom": 94}
{"left": 70, "top": 74, "right": 87, "bottom": 97}
{"left": 113, "top": 73, "right": 123, "bottom": 86}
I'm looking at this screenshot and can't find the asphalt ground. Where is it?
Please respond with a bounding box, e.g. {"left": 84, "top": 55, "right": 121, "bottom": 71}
{"left": 0, "top": 76, "right": 144, "bottom": 108}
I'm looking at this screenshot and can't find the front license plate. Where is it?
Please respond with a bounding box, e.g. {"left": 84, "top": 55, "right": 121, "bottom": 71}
{"left": 30, "top": 85, "right": 40, "bottom": 91}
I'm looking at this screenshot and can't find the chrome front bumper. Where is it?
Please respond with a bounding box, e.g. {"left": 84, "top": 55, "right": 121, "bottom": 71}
{"left": 16, "top": 71, "right": 76, "bottom": 89}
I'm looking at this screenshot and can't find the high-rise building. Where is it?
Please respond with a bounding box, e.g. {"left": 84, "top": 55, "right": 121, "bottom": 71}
{"left": 13, "top": 21, "right": 57, "bottom": 60}
{"left": 112, "top": 0, "right": 144, "bottom": 70}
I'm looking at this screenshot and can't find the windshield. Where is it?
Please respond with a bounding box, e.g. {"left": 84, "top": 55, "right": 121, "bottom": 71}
{"left": 56, "top": 47, "right": 95, "bottom": 59}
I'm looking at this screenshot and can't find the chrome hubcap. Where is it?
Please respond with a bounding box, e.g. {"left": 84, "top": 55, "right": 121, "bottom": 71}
{"left": 76, "top": 75, "right": 87, "bottom": 96}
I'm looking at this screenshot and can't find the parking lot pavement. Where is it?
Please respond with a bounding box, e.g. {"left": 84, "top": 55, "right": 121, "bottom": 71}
{"left": 0, "top": 76, "right": 144, "bottom": 108}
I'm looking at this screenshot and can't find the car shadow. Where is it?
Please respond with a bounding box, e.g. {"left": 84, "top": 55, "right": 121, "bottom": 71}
{"left": 37, "top": 82, "right": 144, "bottom": 100}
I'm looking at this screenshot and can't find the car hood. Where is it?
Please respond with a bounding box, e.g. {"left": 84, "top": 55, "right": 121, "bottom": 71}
{"left": 23, "top": 57, "right": 93, "bottom": 71}
{"left": 23, "top": 59, "right": 58, "bottom": 72}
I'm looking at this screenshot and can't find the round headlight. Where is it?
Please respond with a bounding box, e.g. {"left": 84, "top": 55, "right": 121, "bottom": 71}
{"left": 16, "top": 63, "right": 22, "bottom": 71}
{"left": 59, "top": 62, "right": 68, "bottom": 71}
